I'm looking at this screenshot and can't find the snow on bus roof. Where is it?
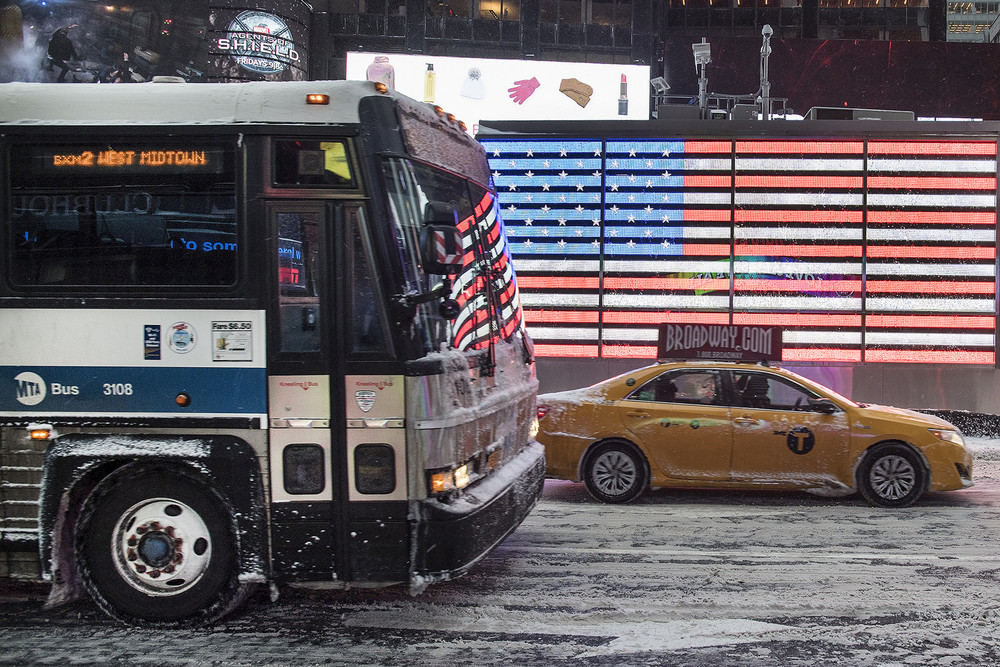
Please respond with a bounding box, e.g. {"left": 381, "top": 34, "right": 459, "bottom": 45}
{"left": 0, "top": 80, "right": 395, "bottom": 126}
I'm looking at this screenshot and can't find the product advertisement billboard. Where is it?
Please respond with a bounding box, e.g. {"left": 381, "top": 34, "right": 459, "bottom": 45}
{"left": 346, "top": 52, "right": 650, "bottom": 133}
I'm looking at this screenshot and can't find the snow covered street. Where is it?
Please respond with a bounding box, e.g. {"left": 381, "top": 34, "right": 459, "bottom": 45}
{"left": 4, "top": 439, "right": 1000, "bottom": 665}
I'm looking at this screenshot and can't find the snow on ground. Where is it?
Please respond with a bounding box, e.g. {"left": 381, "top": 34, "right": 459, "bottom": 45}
{"left": 3, "top": 439, "right": 1000, "bottom": 665}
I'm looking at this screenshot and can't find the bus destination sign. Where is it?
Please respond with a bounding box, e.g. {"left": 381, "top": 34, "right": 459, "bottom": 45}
{"left": 30, "top": 147, "right": 225, "bottom": 174}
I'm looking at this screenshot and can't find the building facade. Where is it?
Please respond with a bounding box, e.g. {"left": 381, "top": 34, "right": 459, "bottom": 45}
{"left": 318, "top": 0, "right": 952, "bottom": 80}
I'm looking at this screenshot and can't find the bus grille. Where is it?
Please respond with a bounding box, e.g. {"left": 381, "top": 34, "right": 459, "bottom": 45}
{"left": 0, "top": 428, "right": 45, "bottom": 579}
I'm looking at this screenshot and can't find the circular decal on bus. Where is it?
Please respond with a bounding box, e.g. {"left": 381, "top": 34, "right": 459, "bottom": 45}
{"left": 221, "top": 11, "right": 299, "bottom": 75}
{"left": 168, "top": 322, "right": 197, "bottom": 354}
{"left": 14, "top": 371, "right": 47, "bottom": 406}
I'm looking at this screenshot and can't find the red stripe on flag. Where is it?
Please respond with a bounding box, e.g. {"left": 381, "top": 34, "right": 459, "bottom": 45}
{"left": 736, "top": 210, "right": 863, "bottom": 224}
{"left": 783, "top": 348, "right": 862, "bottom": 362}
{"left": 603, "top": 312, "right": 730, "bottom": 324}
{"left": 684, "top": 244, "right": 731, "bottom": 256}
{"left": 736, "top": 175, "right": 863, "bottom": 189}
{"left": 683, "top": 209, "right": 733, "bottom": 222}
{"left": 866, "top": 314, "right": 995, "bottom": 329}
{"left": 866, "top": 281, "right": 995, "bottom": 295}
{"left": 867, "top": 141, "right": 997, "bottom": 156}
{"left": 734, "top": 279, "right": 862, "bottom": 292}
{"left": 735, "top": 244, "right": 863, "bottom": 257}
{"left": 866, "top": 246, "right": 995, "bottom": 260}
{"left": 602, "top": 345, "right": 658, "bottom": 359}
{"left": 867, "top": 176, "right": 996, "bottom": 190}
{"left": 868, "top": 211, "right": 996, "bottom": 225}
{"left": 604, "top": 277, "right": 730, "bottom": 291}
{"left": 864, "top": 349, "right": 995, "bottom": 364}
{"left": 534, "top": 344, "right": 599, "bottom": 358}
{"left": 518, "top": 276, "right": 601, "bottom": 289}
{"left": 524, "top": 310, "right": 600, "bottom": 323}
{"left": 684, "top": 141, "right": 732, "bottom": 153}
{"left": 734, "top": 313, "right": 862, "bottom": 327}
{"left": 735, "top": 140, "right": 864, "bottom": 154}
{"left": 683, "top": 175, "right": 733, "bottom": 188}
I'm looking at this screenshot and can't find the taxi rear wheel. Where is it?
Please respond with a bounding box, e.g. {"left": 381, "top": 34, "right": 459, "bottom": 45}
{"left": 857, "top": 443, "right": 926, "bottom": 508}
{"left": 583, "top": 440, "right": 648, "bottom": 504}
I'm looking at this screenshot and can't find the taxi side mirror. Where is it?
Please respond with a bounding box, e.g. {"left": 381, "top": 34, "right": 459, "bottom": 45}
{"left": 808, "top": 398, "right": 839, "bottom": 414}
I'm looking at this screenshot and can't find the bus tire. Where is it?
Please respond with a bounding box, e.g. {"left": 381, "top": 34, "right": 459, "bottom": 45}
{"left": 75, "top": 464, "right": 249, "bottom": 625}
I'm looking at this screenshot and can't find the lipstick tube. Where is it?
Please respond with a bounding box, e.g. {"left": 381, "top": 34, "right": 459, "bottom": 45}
{"left": 618, "top": 74, "right": 628, "bottom": 116}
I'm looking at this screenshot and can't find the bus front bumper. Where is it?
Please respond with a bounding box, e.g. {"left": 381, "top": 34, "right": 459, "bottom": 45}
{"left": 411, "top": 441, "right": 545, "bottom": 587}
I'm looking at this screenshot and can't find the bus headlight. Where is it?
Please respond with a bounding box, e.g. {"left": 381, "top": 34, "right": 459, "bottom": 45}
{"left": 529, "top": 415, "right": 540, "bottom": 439}
{"left": 429, "top": 469, "right": 455, "bottom": 494}
{"left": 428, "top": 458, "right": 477, "bottom": 497}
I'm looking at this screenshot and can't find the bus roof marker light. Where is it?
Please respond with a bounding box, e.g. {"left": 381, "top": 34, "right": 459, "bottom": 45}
{"left": 306, "top": 94, "right": 330, "bottom": 105}
{"left": 27, "top": 423, "right": 54, "bottom": 440}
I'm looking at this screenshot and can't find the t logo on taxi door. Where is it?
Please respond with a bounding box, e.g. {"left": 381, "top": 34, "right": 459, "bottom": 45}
{"left": 787, "top": 426, "right": 815, "bottom": 455}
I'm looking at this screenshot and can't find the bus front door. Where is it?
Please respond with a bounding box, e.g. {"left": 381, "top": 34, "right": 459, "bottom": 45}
{"left": 265, "top": 202, "right": 409, "bottom": 586}
{"left": 266, "top": 203, "right": 344, "bottom": 582}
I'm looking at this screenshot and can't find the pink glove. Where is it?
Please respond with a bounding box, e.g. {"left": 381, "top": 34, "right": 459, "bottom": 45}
{"left": 508, "top": 77, "right": 540, "bottom": 105}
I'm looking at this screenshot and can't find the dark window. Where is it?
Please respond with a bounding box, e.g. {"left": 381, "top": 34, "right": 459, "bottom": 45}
{"left": 355, "top": 444, "right": 397, "bottom": 494}
{"left": 283, "top": 444, "right": 326, "bottom": 495}
{"left": 273, "top": 140, "right": 353, "bottom": 188}
{"left": 9, "top": 140, "right": 236, "bottom": 287}
{"left": 277, "top": 211, "right": 322, "bottom": 353}
{"left": 630, "top": 370, "right": 722, "bottom": 405}
{"left": 350, "top": 210, "right": 388, "bottom": 354}
{"left": 733, "top": 371, "right": 819, "bottom": 410}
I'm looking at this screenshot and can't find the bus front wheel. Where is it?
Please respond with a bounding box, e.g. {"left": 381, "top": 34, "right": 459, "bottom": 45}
{"left": 75, "top": 464, "right": 249, "bottom": 625}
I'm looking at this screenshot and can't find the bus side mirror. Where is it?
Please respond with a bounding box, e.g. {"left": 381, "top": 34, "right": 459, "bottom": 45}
{"left": 420, "top": 224, "right": 463, "bottom": 276}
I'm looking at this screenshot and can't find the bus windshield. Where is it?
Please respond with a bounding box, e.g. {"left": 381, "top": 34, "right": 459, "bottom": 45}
{"left": 381, "top": 157, "right": 524, "bottom": 356}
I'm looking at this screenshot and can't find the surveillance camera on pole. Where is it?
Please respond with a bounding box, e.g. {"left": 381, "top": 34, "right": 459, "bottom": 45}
{"left": 760, "top": 24, "right": 773, "bottom": 121}
{"left": 691, "top": 38, "right": 711, "bottom": 120}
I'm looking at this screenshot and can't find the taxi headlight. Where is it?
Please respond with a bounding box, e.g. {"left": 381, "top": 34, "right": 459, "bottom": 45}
{"left": 929, "top": 428, "right": 964, "bottom": 446}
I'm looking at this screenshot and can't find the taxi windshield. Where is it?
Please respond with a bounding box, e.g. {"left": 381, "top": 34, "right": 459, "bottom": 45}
{"left": 778, "top": 367, "right": 859, "bottom": 408}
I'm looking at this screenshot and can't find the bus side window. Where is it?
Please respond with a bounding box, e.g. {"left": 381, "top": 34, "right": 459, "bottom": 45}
{"left": 273, "top": 140, "right": 353, "bottom": 188}
{"left": 350, "top": 210, "right": 388, "bottom": 354}
{"left": 277, "top": 211, "right": 321, "bottom": 353}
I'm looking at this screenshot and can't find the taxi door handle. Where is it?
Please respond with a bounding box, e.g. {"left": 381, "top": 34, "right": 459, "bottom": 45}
{"left": 734, "top": 417, "right": 760, "bottom": 425}
{"left": 625, "top": 410, "right": 650, "bottom": 418}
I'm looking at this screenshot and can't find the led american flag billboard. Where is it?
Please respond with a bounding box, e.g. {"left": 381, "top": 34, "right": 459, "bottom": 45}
{"left": 482, "top": 132, "right": 997, "bottom": 364}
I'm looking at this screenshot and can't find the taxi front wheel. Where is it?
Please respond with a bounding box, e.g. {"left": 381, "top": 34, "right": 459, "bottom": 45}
{"left": 584, "top": 440, "right": 648, "bottom": 504}
{"left": 857, "top": 443, "right": 926, "bottom": 508}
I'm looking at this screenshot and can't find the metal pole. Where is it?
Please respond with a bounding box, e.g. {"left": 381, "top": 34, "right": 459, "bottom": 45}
{"left": 760, "top": 24, "right": 772, "bottom": 121}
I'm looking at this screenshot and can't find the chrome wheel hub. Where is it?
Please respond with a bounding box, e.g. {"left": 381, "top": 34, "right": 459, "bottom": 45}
{"left": 592, "top": 450, "right": 638, "bottom": 496}
{"left": 869, "top": 455, "right": 916, "bottom": 501}
{"left": 112, "top": 498, "right": 212, "bottom": 596}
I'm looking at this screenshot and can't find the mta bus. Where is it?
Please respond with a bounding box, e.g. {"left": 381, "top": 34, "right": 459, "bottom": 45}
{"left": 0, "top": 80, "right": 544, "bottom": 625}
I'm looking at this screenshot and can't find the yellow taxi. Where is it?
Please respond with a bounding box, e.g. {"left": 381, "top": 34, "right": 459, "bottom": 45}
{"left": 537, "top": 360, "right": 973, "bottom": 508}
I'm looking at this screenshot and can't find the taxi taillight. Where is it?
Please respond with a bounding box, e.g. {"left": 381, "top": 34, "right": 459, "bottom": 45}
{"left": 537, "top": 405, "right": 550, "bottom": 419}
